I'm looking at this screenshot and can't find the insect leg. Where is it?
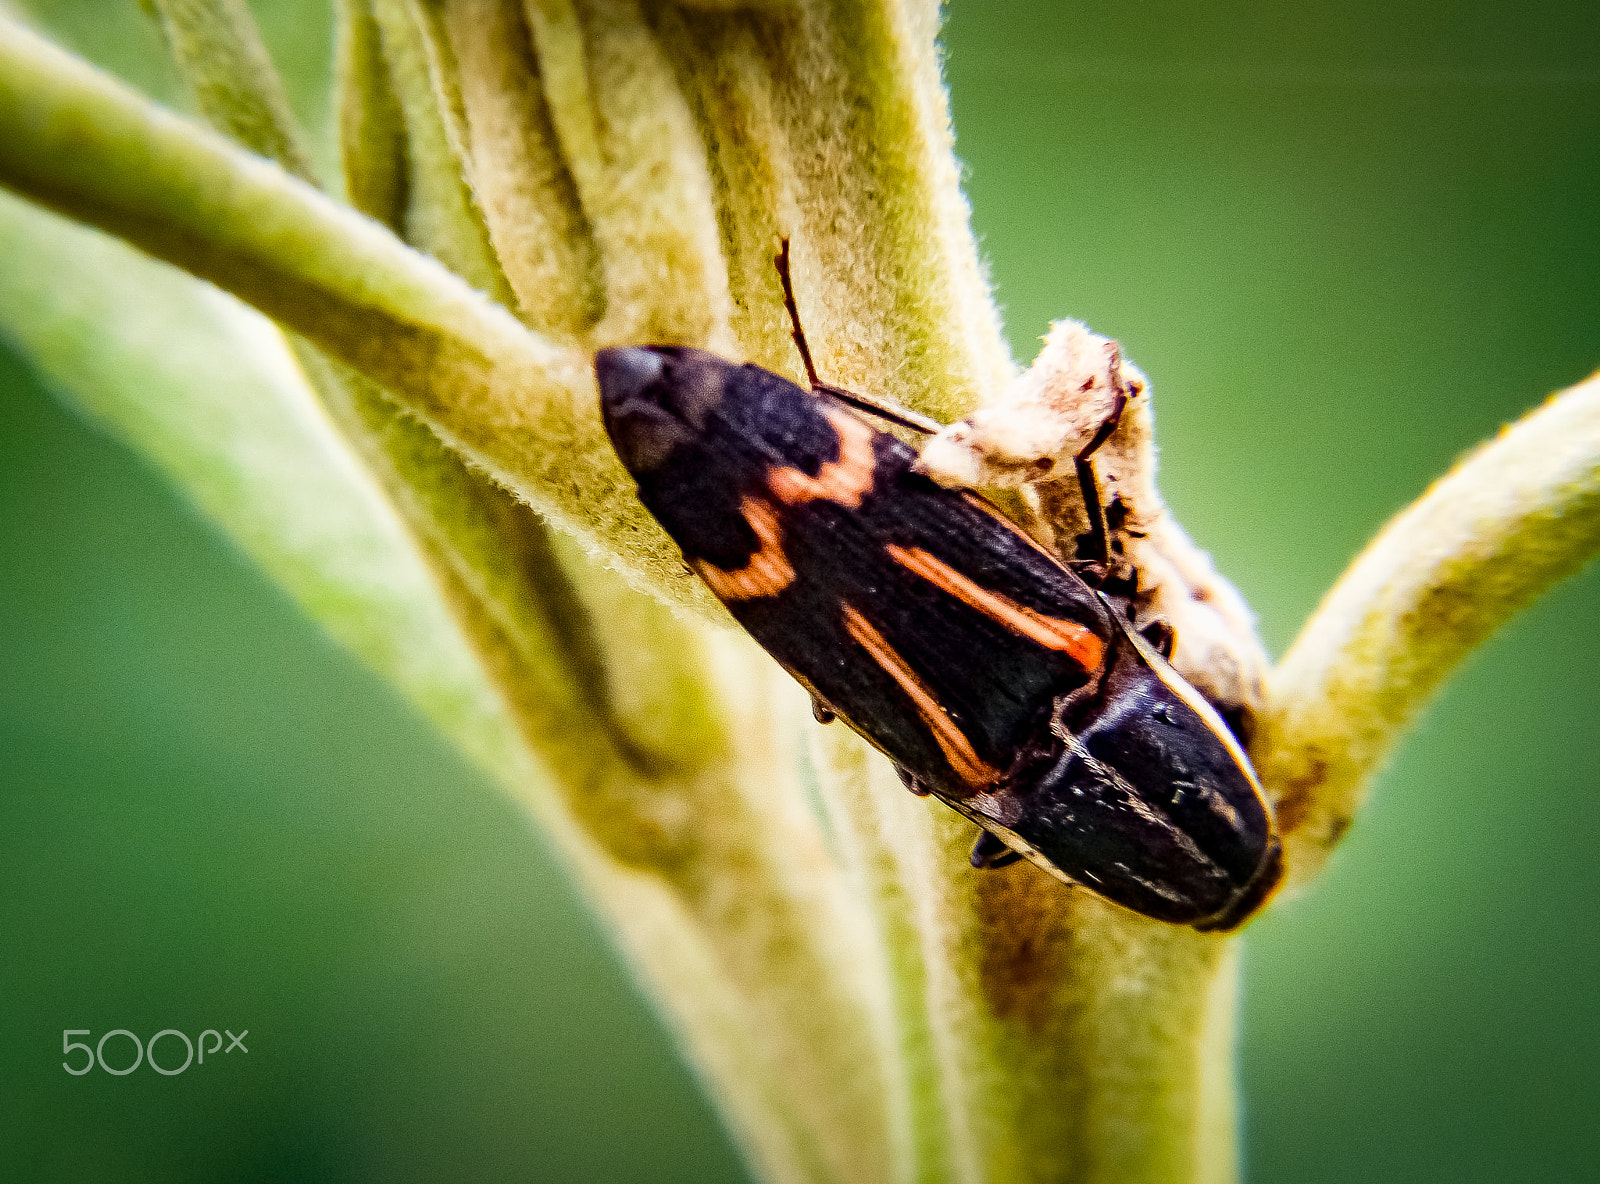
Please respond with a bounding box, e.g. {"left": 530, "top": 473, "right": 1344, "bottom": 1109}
{"left": 969, "top": 828, "right": 1024, "bottom": 870}
{"left": 1139, "top": 617, "right": 1176, "bottom": 660}
{"left": 1072, "top": 343, "right": 1130, "bottom": 566}
{"left": 894, "top": 765, "right": 932, "bottom": 797}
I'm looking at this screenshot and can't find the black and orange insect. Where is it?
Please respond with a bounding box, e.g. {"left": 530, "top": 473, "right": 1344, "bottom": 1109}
{"left": 595, "top": 249, "right": 1282, "bottom": 930}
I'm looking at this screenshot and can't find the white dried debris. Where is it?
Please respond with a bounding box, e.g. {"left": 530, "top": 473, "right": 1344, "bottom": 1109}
{"left": 915, "top": 319, "right": 1270, "bottom": 736}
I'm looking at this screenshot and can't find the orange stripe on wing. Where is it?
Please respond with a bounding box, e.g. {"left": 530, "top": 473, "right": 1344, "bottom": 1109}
{"left": 766, "top": 405, "right": 879, "bottom": 508}
{"left": 840, "top": 602, "right": 998, "bottom": 794}
{"left": 692, "top": 495, "right": 795, "bottom": 601}
{"left": 886, "top": 544, "right": 1106, "bottom": 672}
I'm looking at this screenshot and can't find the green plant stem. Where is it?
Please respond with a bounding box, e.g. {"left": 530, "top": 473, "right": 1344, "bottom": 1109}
{"left": 1256, "top": 371, "right": 1600, "bottom": 884}
{"left": 0, "top": 15, "right": 679, "bottom": 593}
{"left": 144, "top": 0, "right": 317, "bottom": 182}
{"left": 816, "top": 728, "right": 1239, "bottom": 1184}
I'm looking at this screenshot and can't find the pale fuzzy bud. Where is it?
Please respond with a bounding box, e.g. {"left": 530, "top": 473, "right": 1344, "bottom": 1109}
{"left": 917, "top": 319, "right": 1137, "bottom": 488}
{"left": 918, "top": 318, "right": 1269, "bottom": 736}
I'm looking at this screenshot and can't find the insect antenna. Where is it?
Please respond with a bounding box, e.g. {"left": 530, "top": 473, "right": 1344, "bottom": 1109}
{"left": 774, "top": 237, "right": 823, "bottom": 390}
{"left": 773, "top": 238, "right": 945, "bottom": 437}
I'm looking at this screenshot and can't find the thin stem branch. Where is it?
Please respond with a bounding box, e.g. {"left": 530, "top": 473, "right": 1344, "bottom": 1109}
{"left": 1256, "top": 371, "right": 1600, "bottom": 883}
{"left": 145, "top": 0, "right": 318, "bottom": 182}
{"left": 0, "top": 15, "right": 692, "bottom": 599}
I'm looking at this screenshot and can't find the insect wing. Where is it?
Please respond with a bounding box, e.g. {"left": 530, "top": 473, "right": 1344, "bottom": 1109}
{"left": 959, "top": 620, "right": 1283, "bottom": 928}
{"left": 597, "top": 345, "right": 1115, "bottom": 801}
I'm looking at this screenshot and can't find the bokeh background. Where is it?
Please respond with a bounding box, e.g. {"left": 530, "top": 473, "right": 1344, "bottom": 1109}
{"left": 3, "top": 1, "right": 1598, "bottom": 1180}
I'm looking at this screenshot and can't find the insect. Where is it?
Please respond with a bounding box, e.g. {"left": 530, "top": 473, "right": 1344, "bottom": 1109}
{"left": 595, "top": 249, "right": 1283, "bottom": 930}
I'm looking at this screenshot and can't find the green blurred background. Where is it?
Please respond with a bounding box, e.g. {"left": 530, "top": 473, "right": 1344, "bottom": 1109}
{"left": 3, "top": 0, "right": 1598, "bottom": 1180}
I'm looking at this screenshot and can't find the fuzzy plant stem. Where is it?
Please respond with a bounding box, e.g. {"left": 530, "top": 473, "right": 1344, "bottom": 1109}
{"left": 1, "top": 12, "right": 905, "bottom": 1184}
{"left": 1257, "top": 371, "right": 1600, "bottom": 883}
